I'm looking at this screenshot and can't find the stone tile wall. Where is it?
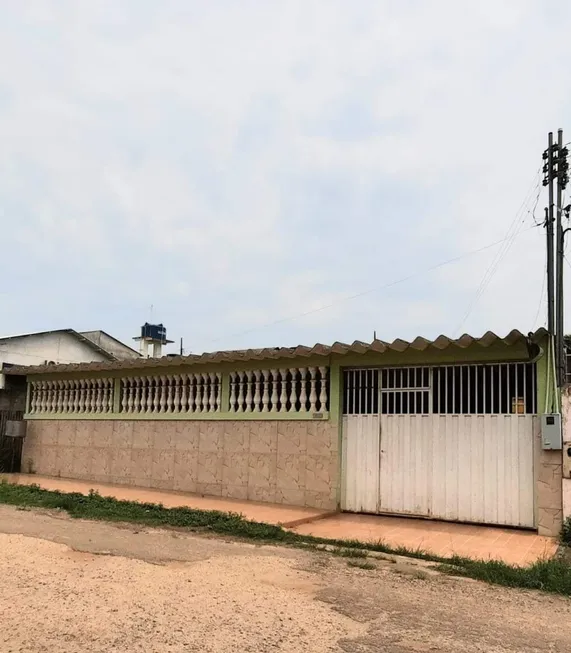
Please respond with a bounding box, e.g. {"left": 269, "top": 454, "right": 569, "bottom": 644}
{"left": 22, "top": 417, "right": 561, "bottom": 535}
{"left": 535, "top": 420, "right": 563, "bottom": 537}
{"left": 21, "top": 420, "right": 340, "bottom": 510}
{"left": 561, "top": 387, "right": 571, "bottom": 523}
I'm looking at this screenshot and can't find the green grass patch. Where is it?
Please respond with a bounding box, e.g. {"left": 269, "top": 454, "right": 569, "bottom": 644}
{"left": 561, "top": 516, "right": 571, "bottom": 547}
{"left": 437, "top": 555, "right": 571, "bottom": 595}
{"left": 0, "top": 481, "right": 288, "bottom": 541}
{"left": 1, "top": 480, "right": 570, "bottom": 596}
{"left": 347, "top": 559, "right": 376, "bottom": 570}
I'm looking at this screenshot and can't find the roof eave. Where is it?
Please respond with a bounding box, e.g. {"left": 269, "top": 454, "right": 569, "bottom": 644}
{"left": 4, "top": 328, "right": 547, "bottom": 377}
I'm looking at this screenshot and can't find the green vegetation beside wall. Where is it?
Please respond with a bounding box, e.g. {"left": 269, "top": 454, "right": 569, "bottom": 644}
{"left": 0, "top": 481, "right": 569, "bottom": 596}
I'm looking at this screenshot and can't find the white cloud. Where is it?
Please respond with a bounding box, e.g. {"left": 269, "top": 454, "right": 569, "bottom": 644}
{"left": 0, "top": 0, "right": 569, "bottom": 348}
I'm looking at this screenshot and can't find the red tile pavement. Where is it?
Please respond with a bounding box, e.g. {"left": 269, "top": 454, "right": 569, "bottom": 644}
{"left": 291, "top": 513, "right": 558, "bottom": 566}
{"left": 0, "top": 474, "right": 328, "bottom": 527}
{"left": 1, "top": 474, "right": 558, "bottom": 566}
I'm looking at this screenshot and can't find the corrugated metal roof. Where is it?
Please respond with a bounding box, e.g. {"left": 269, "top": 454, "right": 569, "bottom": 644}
{"left": 4, "top": 328, "right": 547, "bottom": 376}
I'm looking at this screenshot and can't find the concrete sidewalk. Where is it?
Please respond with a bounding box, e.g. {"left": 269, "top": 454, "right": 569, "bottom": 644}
{"left": 0, "top": 474, "right": 330, "bottom": 528}
{"left": 291, "top": 513, "right": 558, "bottom": 567}
{"left": 1, "top": 474, "right": 558, "bottom": 565}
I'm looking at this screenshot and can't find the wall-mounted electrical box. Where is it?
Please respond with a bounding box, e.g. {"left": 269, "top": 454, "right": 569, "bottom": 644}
{"left": 4, "top": 420, "right": 27, "bottom": 438}
{"left": 540, "top": 414, "right": 562, "bottom": 450}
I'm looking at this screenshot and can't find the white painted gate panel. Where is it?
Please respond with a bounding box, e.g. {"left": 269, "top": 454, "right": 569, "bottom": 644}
{"left": 343, "top": 414, "right": 536, "bottom": 527}
{"left": 341, "top": 415, "right": 379, "bottom": 512}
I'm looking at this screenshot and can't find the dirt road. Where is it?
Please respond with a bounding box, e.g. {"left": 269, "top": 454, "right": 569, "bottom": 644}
{"left": 0, "top": 506, "right": 570, "bottom": 652}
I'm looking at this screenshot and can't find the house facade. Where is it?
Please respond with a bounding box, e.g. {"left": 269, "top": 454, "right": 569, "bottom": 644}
{"left": 0, "top": 329, "right": 140, "bottom": 473}
{"left": 8, "top": 328, "right": 564, "bottom": 537}
{"left": 0, "top": 329, "right": 140, "bottom": 371}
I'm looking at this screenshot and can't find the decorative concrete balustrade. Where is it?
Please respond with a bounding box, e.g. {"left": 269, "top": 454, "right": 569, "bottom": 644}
{"left": 229, "top": 367, "right": 329, "bottom": 414}
{"left": 29, "top": 379, "right": 114, "bottom": 414}
{"left": 120, "top": 373, "right": 222, "bottom": 414}
{"left": 27, "top": 366, "right": 330, "bottom": 418}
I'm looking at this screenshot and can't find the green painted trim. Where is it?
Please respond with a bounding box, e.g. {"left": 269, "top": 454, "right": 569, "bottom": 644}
{"left": 25, "top": 382, "right": 31, "bottom": 414}
{"left": 329, "top": 362, "right": 343, "bottom": 510}
{"left": 536, "top": 347, "right": 547, "bottom": 413}
{"left": 24, "top": 411, "right": 330, "bottom": 422}
{"left": 537, "top": 335, "right": 561, "bottom": 413}
{"left": 329, "top": 364, "right": 340, "bottom": 425}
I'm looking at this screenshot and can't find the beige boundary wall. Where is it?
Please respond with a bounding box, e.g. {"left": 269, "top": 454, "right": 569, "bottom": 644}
{"left": 21, "top": 417, "right": 565, "bottom": 535}
{"left": 21, "top": 420, "right": 339, "bottom": 510}
{"left": 561, "top": 387, "right": 571, "bottom": 525}
{"left": 535, "top": 422, "right": 564, "bottom": 537}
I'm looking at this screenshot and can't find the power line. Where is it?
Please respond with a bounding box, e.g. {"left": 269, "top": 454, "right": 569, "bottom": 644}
{"left": 529, "top": 179, "right": 543, "bottom": 226}
{"left": 203, "top": 224, "right": 541, "bottom": 348}
{"left": 453, "top": 170, "right": 542, "bottom": 334}
{"left": 453, "top": 219, "right": 525, "bottom": 335}
{"left": 532, "top": 259, "right": 547, "bottom": 330}
{"left": 531, "top": 169, "right": 549, "bottom": 330}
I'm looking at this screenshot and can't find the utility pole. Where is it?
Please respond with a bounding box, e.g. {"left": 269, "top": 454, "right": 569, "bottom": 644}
{"left": 543, "top": 132, "right": 556, "bottom": 338}
{"left": 556, "top": 129, "right": 565, "bottom": 385}
{"left": 544, "top": 128, "right": 569, "bottom": 387}
{"left": 545, "top": 205, "right": 555, "bottom": 337}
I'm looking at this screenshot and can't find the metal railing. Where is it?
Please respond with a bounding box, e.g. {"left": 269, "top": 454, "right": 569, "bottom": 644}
{"left": 343, "top": 363, "right": 536, "bottom": 415}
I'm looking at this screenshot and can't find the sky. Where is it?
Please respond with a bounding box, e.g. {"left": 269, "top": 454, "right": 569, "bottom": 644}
{"left": 0, "top": 0, "right": 570, "bottom": 355}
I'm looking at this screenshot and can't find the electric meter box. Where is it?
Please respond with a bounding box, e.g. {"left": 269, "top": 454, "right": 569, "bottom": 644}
{"left": 4, "top": 420, "right": 27, "bottom": 438}
{"left": 540, "top": 414, "right": 562, "bottom": 450}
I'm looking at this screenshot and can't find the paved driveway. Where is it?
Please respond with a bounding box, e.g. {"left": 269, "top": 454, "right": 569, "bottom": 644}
{"left": 1, "top": 505, "right": 570, "bottom": 652}
{"left": 292, "top": 512, "right": 557, "bottom": 566}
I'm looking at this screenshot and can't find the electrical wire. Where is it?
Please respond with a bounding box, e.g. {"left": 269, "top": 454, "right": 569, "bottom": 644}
{"left": 529, "top": 179, "right": 543, "bottom": 226}
{"left": 203, "top": 223, "right": 542, "bottom": 348}
{"left": 531, "top": 259, "right": 547, "bottom": 330}
{"left": 453, "top": 169, "right": 542, "bottom": 335}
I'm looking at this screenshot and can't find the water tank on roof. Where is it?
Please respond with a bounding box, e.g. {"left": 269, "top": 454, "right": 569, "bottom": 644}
{"left": 141, "top": 323, "right": 168, "bottom": 343}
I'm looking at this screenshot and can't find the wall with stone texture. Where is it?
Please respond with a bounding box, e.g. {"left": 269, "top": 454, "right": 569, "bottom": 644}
{"left": 21, "top": 420, "right": 339, "bottom": 510}
{"left": 21, "top": 416, "right": 562, "bottom": 535}
{"left": 561, "top": 388, "right": 571, "bottom": 523}
{"left": 536, "top": 423, "right": 564, "bottom": 537}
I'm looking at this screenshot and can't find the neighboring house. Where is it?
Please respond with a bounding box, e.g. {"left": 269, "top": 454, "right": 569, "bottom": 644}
{"left": 0, "top": 329, "right": 140, "bottom": 371}
{"left": 5, "top": 327, "right": 565, "bottom": 537}
{"left": 0, "top": 329, "right": 139, "bottom": 472}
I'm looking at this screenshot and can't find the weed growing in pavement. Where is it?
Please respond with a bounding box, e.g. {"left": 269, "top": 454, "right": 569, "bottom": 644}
{"left": 561, "top": 517, "right": 571, "bottom": 547}
{"left": 436, "top": 555, "right": 571, "bottom": 595}
{"left": 1, "top": 480, "right": 571, "bottom": 596}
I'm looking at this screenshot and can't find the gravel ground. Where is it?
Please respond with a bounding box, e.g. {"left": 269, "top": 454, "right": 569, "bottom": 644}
{"left": 0, "top": 505, "right": 570, "bottom": 652}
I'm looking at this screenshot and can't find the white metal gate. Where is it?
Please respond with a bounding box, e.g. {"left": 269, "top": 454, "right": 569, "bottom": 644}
{"left": 341, "top": 365, "right": 537, "bottom": 528}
